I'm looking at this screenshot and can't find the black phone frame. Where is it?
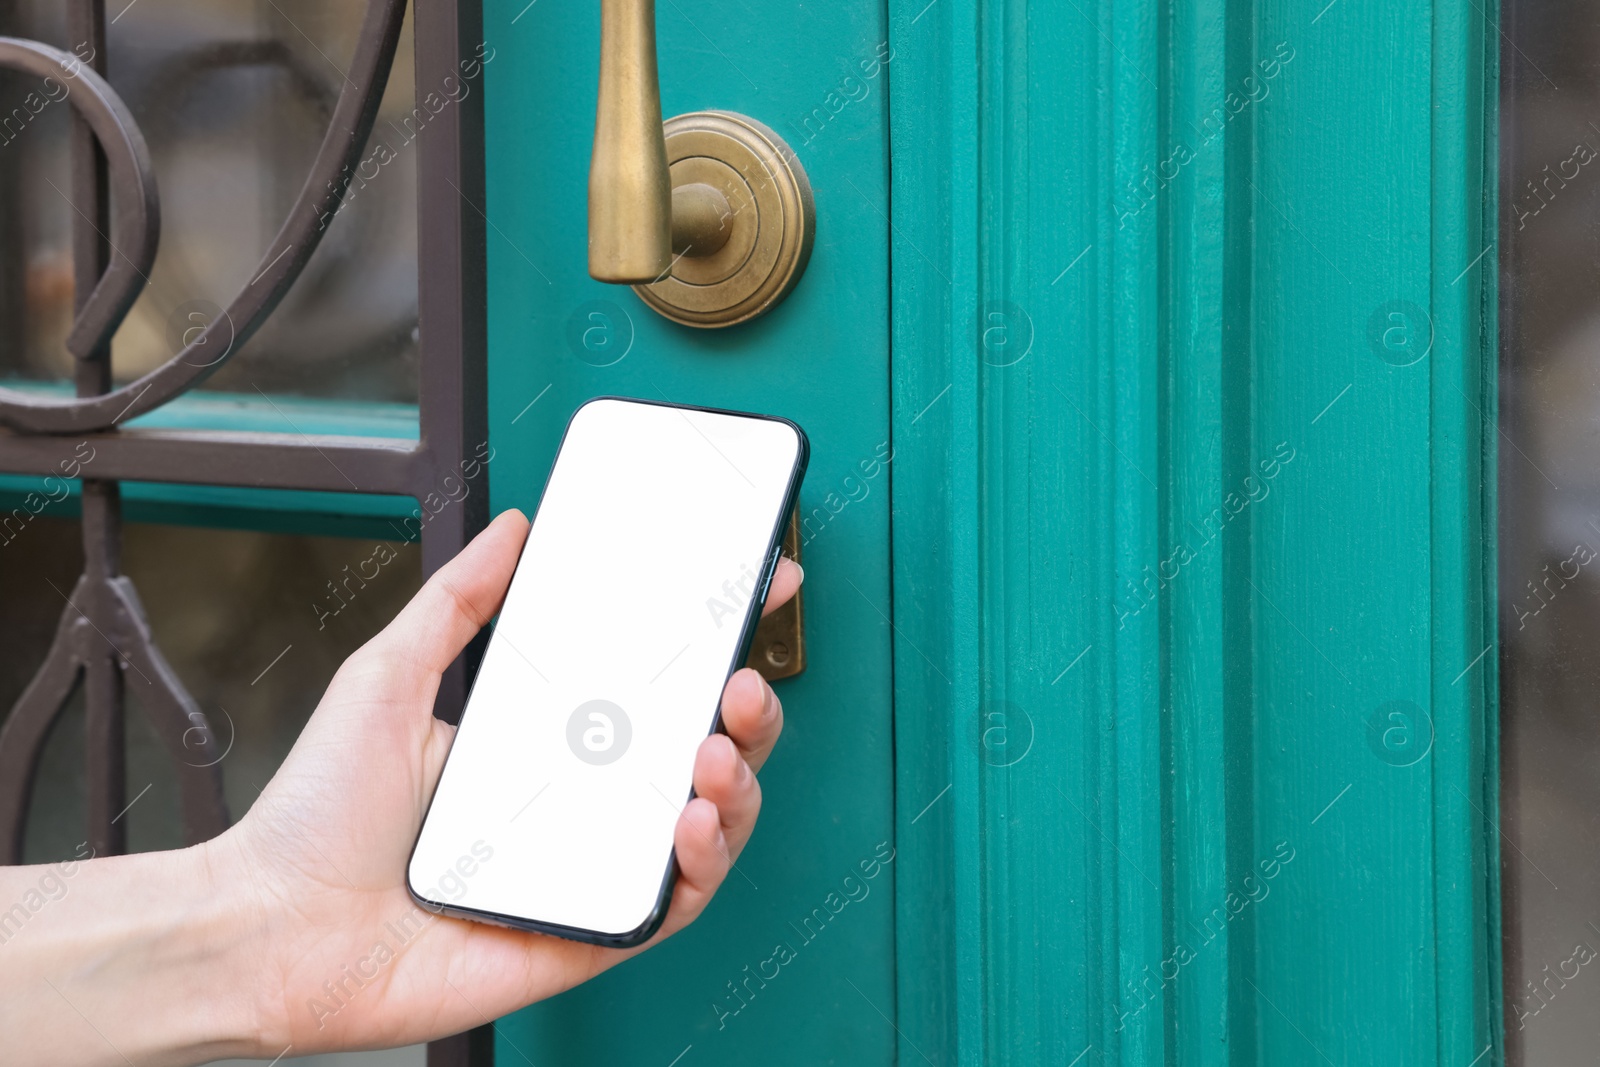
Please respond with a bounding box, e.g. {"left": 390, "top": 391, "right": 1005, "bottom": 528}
{"left": 404, "top": 394, "right": 810, "bottom": 948}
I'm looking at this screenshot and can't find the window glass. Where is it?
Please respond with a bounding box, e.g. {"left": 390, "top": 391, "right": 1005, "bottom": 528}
{"left": 0, "top": 514, "right": 423, "bottom": 1066}
{"left": 0, "top": 0, "right": 419, "bottom": 403}
{"left": 1, "top": 3, "right": 435, "bottom": 1062}
{"left": 1501, "top": 1, "right": 1600, "bottom": 1058}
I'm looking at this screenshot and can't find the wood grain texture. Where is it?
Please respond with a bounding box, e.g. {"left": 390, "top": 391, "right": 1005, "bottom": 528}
{"left": 888, "top": 0, "right": 1499, "bottom": 1064}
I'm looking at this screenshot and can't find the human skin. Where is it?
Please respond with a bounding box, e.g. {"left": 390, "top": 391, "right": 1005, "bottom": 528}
{"left": 0, "top": 509, "right": 798, "bottom": 1065}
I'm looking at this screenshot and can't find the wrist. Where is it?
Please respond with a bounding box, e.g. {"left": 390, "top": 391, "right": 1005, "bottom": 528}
{"left": 0, "top": 839, "right": 267, "bottom": 1066}
{"left": 139, "top": 837, "right": 271, "bottom": 1062}
{"left": 188, "top": 831, "right": 279, "bottom": 1059}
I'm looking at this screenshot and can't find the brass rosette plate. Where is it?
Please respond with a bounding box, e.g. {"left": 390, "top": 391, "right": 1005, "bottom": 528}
{"left": 633, "top": 111, "right": 816, "bottom": 328}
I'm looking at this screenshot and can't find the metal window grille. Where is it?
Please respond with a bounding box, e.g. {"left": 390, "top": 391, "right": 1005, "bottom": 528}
{"left": 0, "top": 1, "right": 490, "bottom": 1063}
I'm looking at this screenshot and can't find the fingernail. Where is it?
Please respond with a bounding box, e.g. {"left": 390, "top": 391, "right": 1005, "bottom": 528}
{"left": 792, "top": 560, "right": 804, "bottom": 584}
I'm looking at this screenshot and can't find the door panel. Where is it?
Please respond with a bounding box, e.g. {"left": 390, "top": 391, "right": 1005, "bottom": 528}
{"left": 885, "top": 0, "right": 1497, "bottom": 1064}
{"left": 481, "top": 0, "right": 896, "bottom": 1063}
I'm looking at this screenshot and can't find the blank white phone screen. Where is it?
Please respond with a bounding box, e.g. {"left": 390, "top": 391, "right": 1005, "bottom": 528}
{"left": 409, "top": 398, "right": 802, "bottom": 939}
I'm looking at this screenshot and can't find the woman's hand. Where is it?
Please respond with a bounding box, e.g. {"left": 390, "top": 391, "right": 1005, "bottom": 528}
{"left": 224, "top": 508, "right": 798, "bottom": 1055}
{"left": 0, "top": 509, "right": 797, "bottom": 1065}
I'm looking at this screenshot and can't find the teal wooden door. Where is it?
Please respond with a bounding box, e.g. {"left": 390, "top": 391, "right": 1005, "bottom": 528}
{"left": 480, "top": 0, "right": 896, "bottom": 1063}
{"left": 480, "top": 0, "right": 1501, "bottom": 1063}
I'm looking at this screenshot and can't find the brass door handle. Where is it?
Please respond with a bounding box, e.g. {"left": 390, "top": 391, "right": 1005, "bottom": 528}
{"left": 588, "top": 0, "right": 815, "bottom": 328}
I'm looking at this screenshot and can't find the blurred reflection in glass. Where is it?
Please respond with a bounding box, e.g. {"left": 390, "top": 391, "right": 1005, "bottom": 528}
{"left": 0, "top": 0, "right": 419, "bottom": 403}
{"left": 1502, "top": 2, "right": 1600, "bottom": 1060}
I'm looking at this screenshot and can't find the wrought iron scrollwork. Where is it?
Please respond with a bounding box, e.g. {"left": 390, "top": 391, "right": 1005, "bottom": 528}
{"left": 0, "top": 0, "right": 408, "bottom": 433}
{"left": 0, "top": 0, "right": 489, "bottom": 1060}
{"left": 0, "top": 37, "right": 156, "bottom": 374}
{"left": 0, "top": 0, "right": 409, "bottom": 860}
{"left": 0, "top": 566, "right": 230, "bottom": 860}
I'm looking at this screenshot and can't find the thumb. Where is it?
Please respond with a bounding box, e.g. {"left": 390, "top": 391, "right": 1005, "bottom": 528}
{"left": 366, "top": 508, "right": 530, "bottom": 680}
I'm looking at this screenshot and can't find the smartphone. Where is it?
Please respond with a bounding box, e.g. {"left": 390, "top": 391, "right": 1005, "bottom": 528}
{"left": 407, "top": 396, "right": 808, "bottom": 947}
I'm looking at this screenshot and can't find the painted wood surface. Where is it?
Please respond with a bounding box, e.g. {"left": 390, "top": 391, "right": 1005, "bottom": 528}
{"left": 480, "top": 0, "right": 898, "bottom": 1063}
{"left": 886, "top": 0, "right": 1499, "bottom": 1064}
{"left": 474, "top": 0, "right": 1498, "bottom": 1061}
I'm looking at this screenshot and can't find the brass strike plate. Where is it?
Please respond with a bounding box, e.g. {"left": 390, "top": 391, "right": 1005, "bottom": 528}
{"left": 746, "top": 508, "right": 805, "bottom": 681}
